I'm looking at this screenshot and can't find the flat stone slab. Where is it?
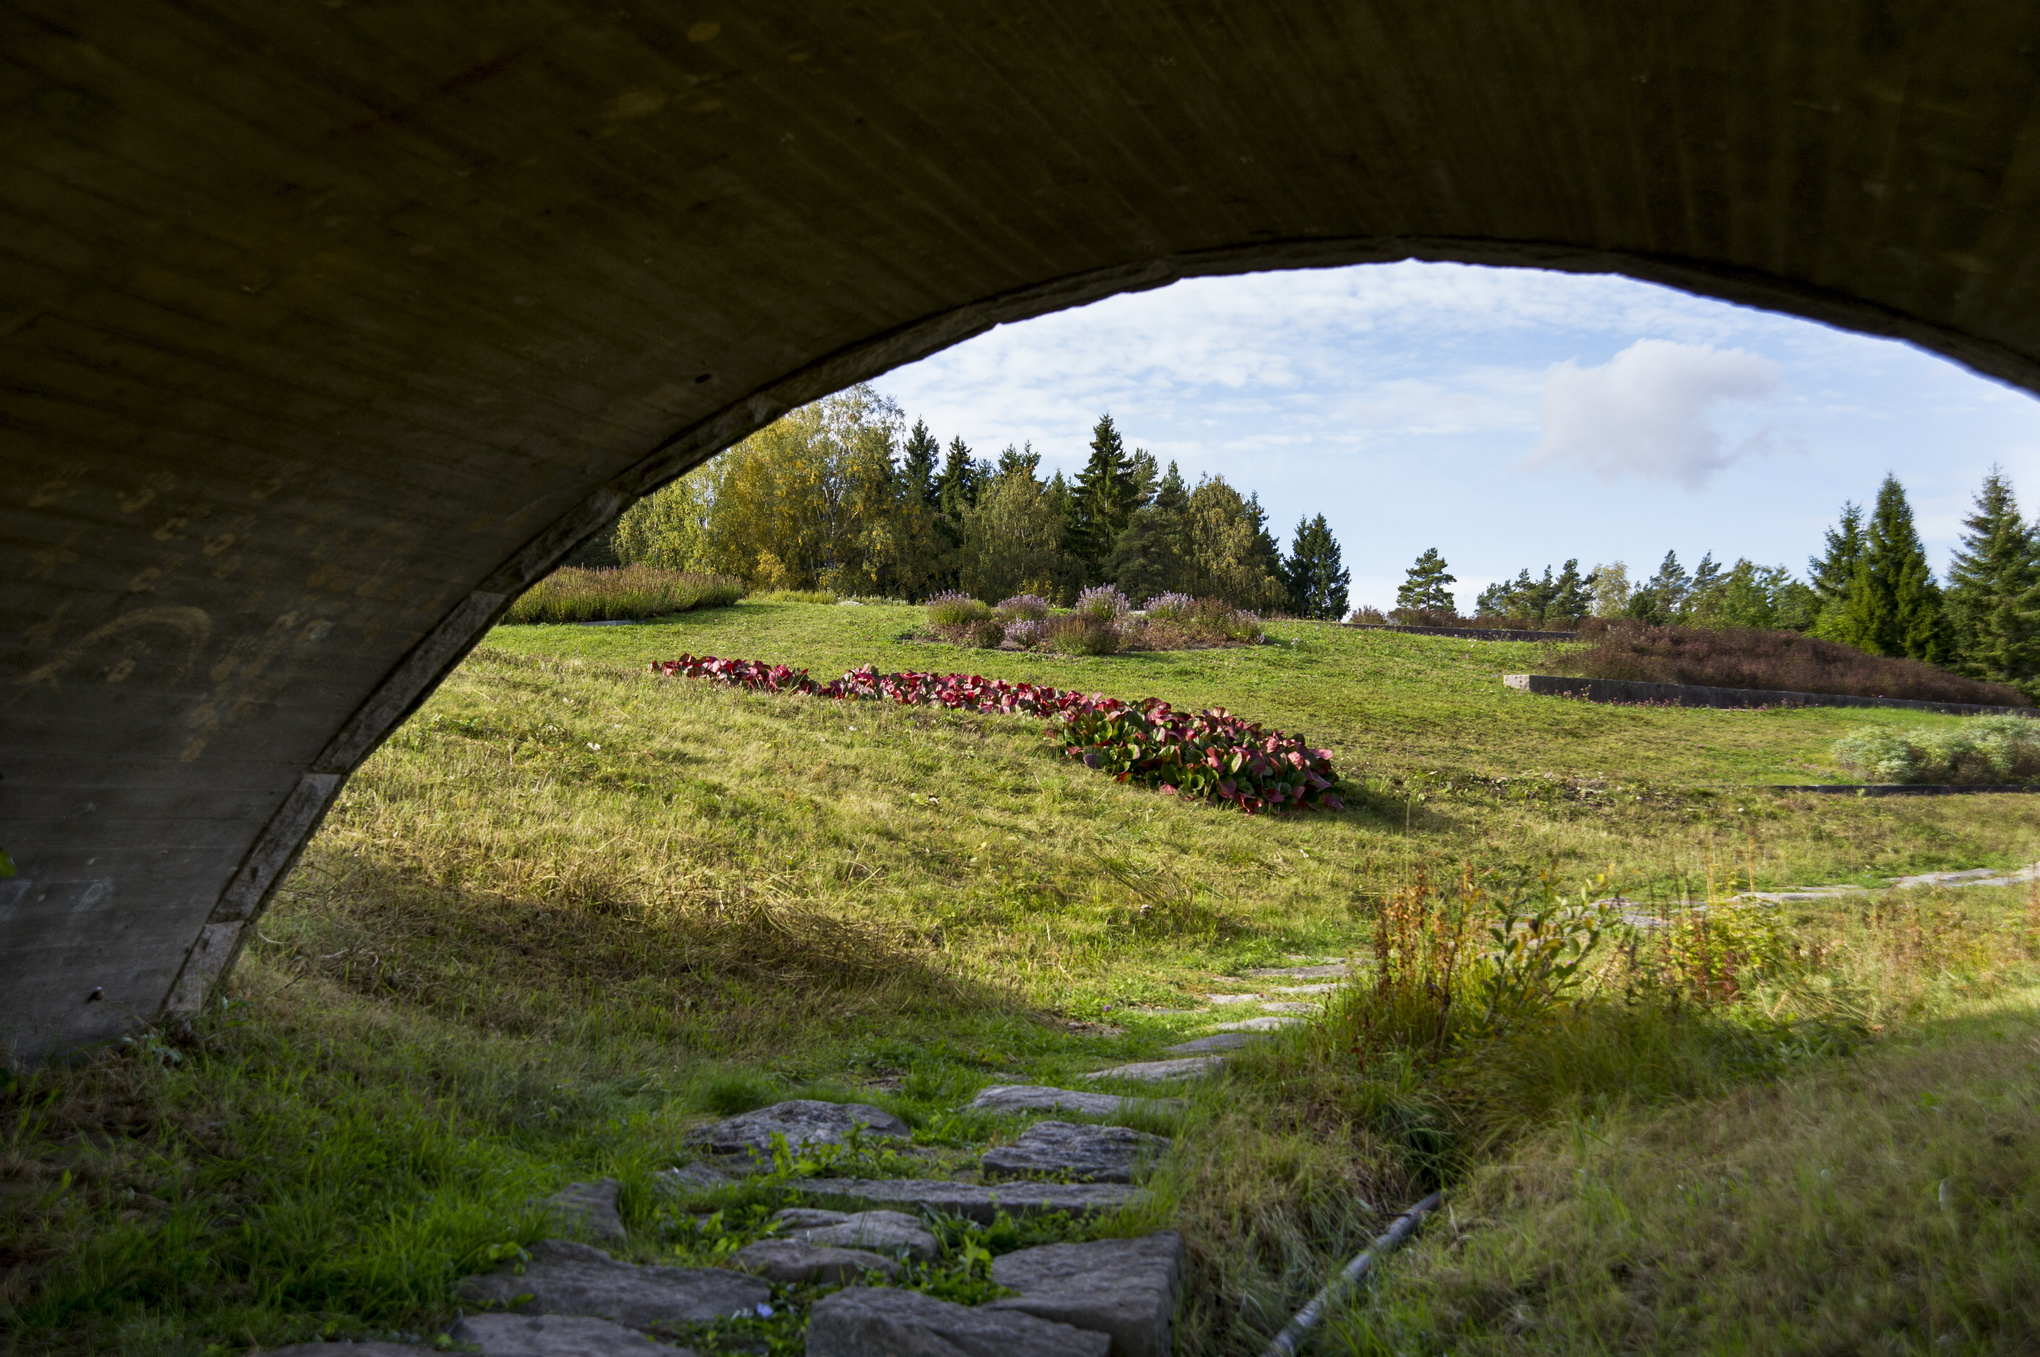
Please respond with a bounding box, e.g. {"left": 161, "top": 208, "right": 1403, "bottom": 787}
{"left": 984, "top": 1231, "right": 1185, "bottom": 1357}
{"left": 452, "top": 1240, "right": 768, "bottom": 1329}
{"left": 1273, "top": 983, "right": 1341, "bottom": 994}
{"left": 790, "top": 1178, "right": 1145, "bottom": 1223}
{"left": 770, "top": 1207, "right": 938, "bottom": 1259}
{"left": 264, "top": 1347, "right": 424, "bottom": 1356}
{"left": 1210, "top": 1016, "right": 1303, "bottom": 1032}
{"left": 685, "top": 1100, "right": 910, "bottom": 1160}
{"left": 806, "top": 1286, "right": 1110, "bottom": 1357}
{"left": 1244, "top": 963, "right": 1349, "bottom": 979}
{"left": 965, "top": 1085, "right": 1185, "bottom": 1118}
{"left": 1203, "top": 993, "right": 1264, "bottom": 1005}
{"left": 980, "top": 1121, "right": 1170, "bottom": 1184}
{"left": 654, "top": 1162, "right": 738, "bottom": 1193}
{"left": 1163, "top": 1032, "right": 1268, "bottom": 1055}
{"left": 1259, "top": 1002, "right": 1318, "bottom": 1013}
{"left": 731, "top": 1237, "right": 898, "bottom": 1283}
{"left": 542, "top": 1179, "right": 627, "bottom": 1243}
{"left": 1080, "top": 1057, "right": 1224, "bottom": 1083}
{"left": 448, "top": 1313, "right": 681, "bottom": 1355}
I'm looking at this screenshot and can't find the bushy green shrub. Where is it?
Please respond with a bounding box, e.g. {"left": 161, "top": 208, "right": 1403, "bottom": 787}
{"left": 1831, "top": 714, "right": 2040, "bottom": 783}
{"left": 501, "top": 567, "right": 743, "bottom": 624}
{"left": 753, "top": 588, "right": 838, "bottom": 604}
{"left": 926, "top": 591, "right": 992, "bottom": 627}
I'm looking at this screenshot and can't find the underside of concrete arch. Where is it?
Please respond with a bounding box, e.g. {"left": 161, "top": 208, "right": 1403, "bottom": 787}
{"left": 8, "top": 0, "right": 2040, "bottom": 1058}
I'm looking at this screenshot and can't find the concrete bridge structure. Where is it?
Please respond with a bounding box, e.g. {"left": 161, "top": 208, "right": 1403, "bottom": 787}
{"left": 7, "top": 0, "right": 2040, "bottom": 1056}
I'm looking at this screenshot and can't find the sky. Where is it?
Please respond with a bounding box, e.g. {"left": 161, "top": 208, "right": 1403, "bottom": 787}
{"left": 872, "top": 262, "right": 2040, "bottom": 612}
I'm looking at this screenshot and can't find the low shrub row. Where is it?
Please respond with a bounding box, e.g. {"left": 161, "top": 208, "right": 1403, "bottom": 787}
{"left": 1351, "top": 605, "right": 1573, "bottom": 631}
{"left": 1832, "top": 714, "right": 2040, "bottom": 784}
{"left": 502, "top": 566, "right": 745, "bottom": 624}
{"left": 648, "top": 654, "right": 1346, "bottom": 813}
{"left": 925, "top": 587, "right": 1264, "bottom": 654}
{"left": 1545, "top": 621, "right": 2030, "bottom": 706}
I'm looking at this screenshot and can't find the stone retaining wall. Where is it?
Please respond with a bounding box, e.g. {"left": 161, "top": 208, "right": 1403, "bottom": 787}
{"left": 1503, "top": 673, "right": 2040, "bottom": 718}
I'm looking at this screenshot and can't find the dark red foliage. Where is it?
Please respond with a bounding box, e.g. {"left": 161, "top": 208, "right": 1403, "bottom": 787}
{"left": 1545, "top": 621, "right": 2031, "bottom": 706}
{"left": 649, "top": 655, "right": 1347, "bottom": 813}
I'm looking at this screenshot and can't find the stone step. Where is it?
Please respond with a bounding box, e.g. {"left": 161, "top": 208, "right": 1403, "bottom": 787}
{"left": 965, "top": 1084, "right": 1185, "bottom": 1118}
{"left": 980, "top": 1121, "right": 1170, "bottom": 1184}
{"left": 1163, "top": 1032, "right": 1268, "bottom": 1055}
{"left": 807, "top": 1287, "right": 1108, "bottom": 1357}
{"left": 1081, "top": 1056, "right": 1225, "bottom": 1083}
{"left": 452, "top": 1239, "right": 768, "bottom": 1330}
{"left": 1208, "top": 1016, "right": 1302, "bottom": 1033}
{"left": 789, "top": 1177, "right": 1146, "bottom": 1223}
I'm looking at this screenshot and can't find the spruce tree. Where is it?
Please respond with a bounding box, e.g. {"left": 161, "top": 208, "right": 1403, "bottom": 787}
{"left": 1547, "top": 559, "right": 1595, "bottom": 622}
{"left": 1835, "top": 474, "right": 1950, "bottom": 661}
{"left": 901, "top": 419, "right": 941, "bottom": 507}
{"left": 935, "top": 436, "right": 983, "bottom": 520}
{"left": 996, "top": 441, "right": 1042, "bottom": 479}
{"left": 1281, "top": 514, "right": 1351, "bottom": 619}
{"left": 1944, "top": 466, "right": 2040, "bottom": 685}
{"left": 1396, "top": 549, "right": 1457, "bottom": 613}
{"left": 1807, "top": 501, "right": 1863, "bottom": 632}
{"left": 1625, "top": 551, "right": 1690, "bottom": 623}
{"left": 1069, "top": 414, "right": 1140, "bottom": 581}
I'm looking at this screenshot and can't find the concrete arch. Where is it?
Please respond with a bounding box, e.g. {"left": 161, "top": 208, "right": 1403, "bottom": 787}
{"left": 8, "top": 0, "right": 2040, "bottom": 1057}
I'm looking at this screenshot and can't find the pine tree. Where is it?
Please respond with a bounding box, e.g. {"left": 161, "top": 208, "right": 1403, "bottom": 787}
{"left": 901, "top": 419, "right": 941, "bottom": 507}
{"left": 1625, "top": 551, "right": 1690, "bottom": 624}
{"left": 1396, "top": 549, "right": 1457, "bottom": 613}
{"left": 1944, "top": 466, "right": 2040, "bottom": 686}
{"left": 1547, "top": 559, "right": 1596, "bottom": 622}
{"left": 1069, "top": 414, "right": 1140, "bottom": 581}
{"left": 1833, "top": 474, "right": 1950, "bottom": 661}
{"left": 1281, "top": 515, "right": 1351, "bottom": 619}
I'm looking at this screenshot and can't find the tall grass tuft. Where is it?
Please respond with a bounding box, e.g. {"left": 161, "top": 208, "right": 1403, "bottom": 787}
{"left": 1546, "top": 621, "right": 2031, "bottom": 705}
{"left": 502, "top": 567, "right": 743, "bottom": 625}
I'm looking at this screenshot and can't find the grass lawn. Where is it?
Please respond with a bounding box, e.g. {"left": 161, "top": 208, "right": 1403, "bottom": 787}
{"left": 6, "top": 598, "right": 2040, "bottom": 1355}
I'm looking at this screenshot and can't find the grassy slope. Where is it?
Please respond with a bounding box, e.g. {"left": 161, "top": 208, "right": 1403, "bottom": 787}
{"left": 7, "top": 601, "right": 2040, "bottom": 1354}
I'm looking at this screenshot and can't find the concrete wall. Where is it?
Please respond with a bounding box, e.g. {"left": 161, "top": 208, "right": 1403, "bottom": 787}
{"left": 10, "top": 0, "right": 2040, "bottom": 1057}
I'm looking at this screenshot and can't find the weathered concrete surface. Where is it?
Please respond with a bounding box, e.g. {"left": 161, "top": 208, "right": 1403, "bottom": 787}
{"left": 13, "top": 2, "right": 2040, "bottom": 1055}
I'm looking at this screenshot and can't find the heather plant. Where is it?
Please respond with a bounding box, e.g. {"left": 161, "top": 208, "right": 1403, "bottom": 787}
{"left": 1040, "top": 611, "right": 1122, "bottom": 655}
{"left": 1547, "top": 621, "right": 2030, "bottom": 705}
{"left": 926, "top": 591, "right": 992, "bottom": 628}
{"left": 1145, "top": 592, "right": 1196, "bottom": 619}
{"left": 501, "top": 566, "right": 743, "bottom": 624}
{"left": 993, "top": 593, "right": 1051, "bottom": 622}
{"left": 1073, "top": 584, "right": 1132, "bottom": 621}
{"left": 1832, "top": 713, "right": 2040, "bottom": 783}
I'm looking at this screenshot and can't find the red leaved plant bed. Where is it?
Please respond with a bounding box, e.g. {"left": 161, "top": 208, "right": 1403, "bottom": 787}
{"left": 649, "top": 654, "right": 1346, "bottom": 814}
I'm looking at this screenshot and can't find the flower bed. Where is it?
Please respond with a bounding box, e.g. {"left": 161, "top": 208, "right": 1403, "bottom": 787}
{"left": 649, "top": 654, "right": 1346, "bottom": 814}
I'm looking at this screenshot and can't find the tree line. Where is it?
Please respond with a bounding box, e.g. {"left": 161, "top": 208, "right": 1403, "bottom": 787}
{"left": 1395, "top": 468, "right": 2040, "bottom": 694}
{"left": 607, "top": 384, "right": 1352, "bottom": 618}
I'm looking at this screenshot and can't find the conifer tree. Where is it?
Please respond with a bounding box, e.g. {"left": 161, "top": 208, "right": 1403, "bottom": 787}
{"left": 1548, "top": 559, "right": 1596, "bottom": 622}
{"left": 1945, "top": 466, "right": 2040, "bottom": 687}
{"left": 1832, "top": 474, "right": 1950, "bottom": 661}
{"left": 1624, "top": 551, "right": 1690, "bottom": 623}
{"left": 1282, "top": 514, "right": 1351, "bottom": 619}
{"left": 1396, "top": 549, "right": 1457, "bottom": 613}
{"left": 996, "top": 441, "right": 1042, "bottom": 479}
{"left": 1107, "top": 459, "right": 1191, "bottom": 603}
{"left": 1807, "top": 501, "right": 1863, "bottom": 631}
{"left": 901, "top": 419, "right": 941, "bottom": 507}
{"left": 1069, "top": 414, "right": 1140, "bottom": 581}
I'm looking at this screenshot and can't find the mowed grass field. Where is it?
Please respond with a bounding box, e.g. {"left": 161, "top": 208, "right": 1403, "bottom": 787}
{"left": 7, "top": 598, "right": 2040, "bottom": 1355}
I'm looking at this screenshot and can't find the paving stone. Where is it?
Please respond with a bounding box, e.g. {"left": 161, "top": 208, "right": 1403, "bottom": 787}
{"left": 806, "top": 1285, "right": 1110, "bottom": 1357}
{"left": 980, "top": 1121, "right": 1170, "bottom": 1184}
{"left": 1080, "top": 1057, "right": 1224, "bottom": 1083}
{"left": 1273, "top": 983, "right": 1341, "bottom": 994}
{"left": 263, "top": 1347, "right": 426, "bottom": 1356}
{"left": 1259, "top": 1002, "right": 1318, "bottom": 1013}
{"left": 541, "top": 1179, "right": 628, "bottom": 1244}
{"left": 654, "top": 1162, "right": 739, "bottom": 1194}
{"left": 1163, "top": 1032, "right": 1268, "bottom": 1055}
{"left": 1245, "top": 963, "right": 1348, "bottom": 979}
{"left": 771, "top": 1207, "right": 938, "bottom": 1259}
{"left": 448, "top": 1312, "right": 682, "bottom": 1355}
{"left": 789, "top": 1178, "right": 1144, "bottom": 1223}
{"left": 965, "top": 1085, "right": 1185, "bottom": 1118}
{"left": 731, "top": 1237, "right": 898, "bottom": 1283}
{"left": 685, "top": 1100, "right": 910, "bottom": 1161}
{"left": 452, "top": 1240, "right": 768, "bottom": 1329}
{"left": 983, "top": 1231, "right": 1185, "bottom": 1357}
{"left": 1209, "top": 1016, "right": 1302, "bottom": 1032}
{"left": 1203, "top": 993, "right": 1264, "bottom": 1005}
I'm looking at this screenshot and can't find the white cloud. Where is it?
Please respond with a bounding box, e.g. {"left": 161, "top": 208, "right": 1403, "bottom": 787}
{"left": 1530, "top": 339, "right": 1783, "bottom": 488}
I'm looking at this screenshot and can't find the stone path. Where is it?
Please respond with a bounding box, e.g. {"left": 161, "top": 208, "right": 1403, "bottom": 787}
{"left": 453, "top": 1240, "right": 768, "bottom": 1329}
{"left": 983, "top": 1232, "right": 1184, "bottom": 1357}
{"left": 684, "top": 1099, "right": 909, "bottom": 1162}
{"left": 541, "top": 1179, "right": 627, "bottom": 1244}
{"left": 966, "top": 1084, "right": 1185, "bottom": 1117}
{"left": 1081, "top": 1055, "right": 1228, "bottom": 1083}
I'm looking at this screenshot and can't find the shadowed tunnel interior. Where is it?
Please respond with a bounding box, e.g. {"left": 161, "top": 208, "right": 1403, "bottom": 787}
{"left": 9, "top": 0, "right": 2040, "bottom": 1058}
